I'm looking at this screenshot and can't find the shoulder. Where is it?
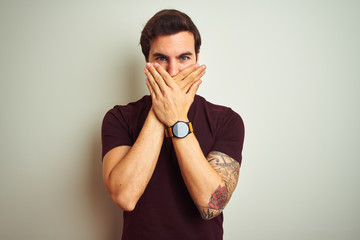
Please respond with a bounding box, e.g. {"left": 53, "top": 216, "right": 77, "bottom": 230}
{"left": 195, "top": 96, "right": 245, "bottom": 163}
{"left": 103, "top": 95, "right": 151, "bottom": 122}
{"left": 107, "top": 95, "right": 151, "bottom": 114}
{"left": 194, "top": 95, "right": 244, "bottom": 128}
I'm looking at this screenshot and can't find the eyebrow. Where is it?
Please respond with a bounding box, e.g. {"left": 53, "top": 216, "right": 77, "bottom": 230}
{"left": 152, "top": 51, "right": 193, "bottom": 59}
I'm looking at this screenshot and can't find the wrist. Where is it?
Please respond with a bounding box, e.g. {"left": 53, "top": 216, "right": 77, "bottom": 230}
{"left": 166, "top": 117, "right": 189, "bottom": 128}
{"left": 148, "top": 108, "right": 165, "bottom": 128}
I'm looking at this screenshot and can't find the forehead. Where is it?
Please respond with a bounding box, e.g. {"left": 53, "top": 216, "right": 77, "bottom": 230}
{"left": 149, "top": 31, "right": 195, "bottom": 56}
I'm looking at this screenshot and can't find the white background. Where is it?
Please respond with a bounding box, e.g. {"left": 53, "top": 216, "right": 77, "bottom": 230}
{"left": 0, "top": 1, "right": 359, "bottom": 239}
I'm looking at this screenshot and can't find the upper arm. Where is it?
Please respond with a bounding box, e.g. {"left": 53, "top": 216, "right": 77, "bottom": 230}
{"left": 101, "top": 107, "right": 133, "bottom": 160}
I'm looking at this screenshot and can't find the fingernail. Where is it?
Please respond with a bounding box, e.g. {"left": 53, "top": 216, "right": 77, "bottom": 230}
{"left": 144, "top": 68, "right": 148, "bottom": 73}
{"left": 154, "top": 63, "right": 159, "bottom": 68}
{"left": 202, "top": 65, "right": 206, "bottom": 70}
{"left": 196, "top": 63, "right": 200, "bottom": 68}
{"left": 146, "top": 62, "right": 151, "bottom": 68}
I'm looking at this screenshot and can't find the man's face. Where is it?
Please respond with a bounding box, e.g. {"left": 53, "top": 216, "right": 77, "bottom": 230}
{"left": 148, "top": 31, "right": 198, "bottom": 77}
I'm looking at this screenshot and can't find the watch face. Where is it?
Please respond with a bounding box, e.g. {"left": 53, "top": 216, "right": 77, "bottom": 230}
{"left": 173, "top": 121, "right": 189, "bottom": 138}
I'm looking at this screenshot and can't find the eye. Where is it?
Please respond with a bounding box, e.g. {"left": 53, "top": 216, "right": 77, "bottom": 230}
{"left": 156, "top": 57, "right": 167, "bottom": 62}
{"left": 180, "top": 56, "right": 189, "bottom": 61}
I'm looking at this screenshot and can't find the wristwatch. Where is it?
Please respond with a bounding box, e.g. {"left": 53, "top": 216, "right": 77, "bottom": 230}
{"left": 165, "top": 121, "right": 193, "bottom": 138}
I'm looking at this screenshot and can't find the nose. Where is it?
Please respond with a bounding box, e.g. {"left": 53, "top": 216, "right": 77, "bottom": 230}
{"left": 167, "top": 60, "right": 180, "bottom": 77}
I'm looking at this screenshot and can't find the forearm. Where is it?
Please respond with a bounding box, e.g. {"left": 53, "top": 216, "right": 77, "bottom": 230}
{"left": 105, "top": 108, "right": 164, "bottom": 210}
{"left": 172, "top": 134, "right": 224, "bottom": 210}
{"left": 144, "top": 62, "right": 231, "bottom": 217}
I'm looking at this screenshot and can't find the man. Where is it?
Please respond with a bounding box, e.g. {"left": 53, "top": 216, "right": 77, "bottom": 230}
{"left": 102, "top": 9, "right": 244, "bottom": 240}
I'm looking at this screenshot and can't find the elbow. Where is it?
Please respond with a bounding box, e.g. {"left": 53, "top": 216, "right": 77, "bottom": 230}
{"left": 104, "top": 178, "right": 138, "bottom": 211}
{"left": 111, "top": 192, "right": 137, "bottom": 212}
{"left": 202, "top": 216, "right": 216, "bottom": 220}
{"left": 198, "top": 206, "right": 223, "bottom": 220}
{"left": 200, "top": 214, "right": 213, "bottom": 220}
{"left": 106, "top": 182, "right": 138, "bottom": 211}
{"left": 117, "top": 200, "right": 136, "bottom": 212}
{"left": 201, "top": 211, "right": 223, "bottom": 220}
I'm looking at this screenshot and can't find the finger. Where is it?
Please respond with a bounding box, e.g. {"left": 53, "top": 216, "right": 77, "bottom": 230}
{"left": 174, "top": 64, "right": 205, "bottom": 93}
{"left": 183, "top": 65, "right": 206, "bottom": 85}
{"left": 146, "top": 63, "right": 168, "bottom": 90}
{"left": 173, "top": 63, "right": 199, "bottom": 82}
{"left": 144, "top": 67, "right": 161, "bottom": 97}
{"left": 187, "top": 79, "right": 202, "bottom": 98}
{"left": 179, "top": 65, "right": 206, "bottom": 93}
{"left": 182, "top": 66, "right": 206, "bottom": 91}
{"left": 145, "top": 78, "right": 155, "bottom": 96}
{"left": 153, "top": 63, "right": 177, "bottom": 89}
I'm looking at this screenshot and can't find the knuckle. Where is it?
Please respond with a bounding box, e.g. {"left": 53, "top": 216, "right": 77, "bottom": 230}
{"left": 162, "top": 91, "right": 168, "bottom": 98}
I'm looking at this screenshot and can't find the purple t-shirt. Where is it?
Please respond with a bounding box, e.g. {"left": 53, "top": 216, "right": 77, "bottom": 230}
{"left": 102, "top": 95, "right": 244, "bottom": 240}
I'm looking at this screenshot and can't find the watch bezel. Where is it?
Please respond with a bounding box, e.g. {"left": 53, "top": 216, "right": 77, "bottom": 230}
{"left": 172, "top": 121, "right": 190, "bottom": 138}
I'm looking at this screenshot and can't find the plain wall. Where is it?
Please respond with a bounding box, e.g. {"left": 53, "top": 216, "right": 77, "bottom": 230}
{"left": 0, "top": 1, "right": 359, "bottom": 239}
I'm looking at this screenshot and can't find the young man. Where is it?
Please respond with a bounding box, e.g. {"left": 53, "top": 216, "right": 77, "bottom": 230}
{"left": 102, "top": 9, "right": 244, "bottom": 240}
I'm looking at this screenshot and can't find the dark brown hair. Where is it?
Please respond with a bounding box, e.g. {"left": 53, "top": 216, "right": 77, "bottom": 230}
{"left": 140, "top": 9, "right": 201, "bottom": 61}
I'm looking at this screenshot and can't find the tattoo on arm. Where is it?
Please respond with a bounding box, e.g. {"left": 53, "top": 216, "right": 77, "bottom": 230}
{"left": 198, "top": 151, "right": 240, "bottom": 220}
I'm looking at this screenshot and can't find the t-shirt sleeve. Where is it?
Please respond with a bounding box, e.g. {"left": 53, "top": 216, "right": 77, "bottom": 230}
{"left": 211, "top": 109, "right": 245, "bottom": 164}
{"left": 101, "top": 107, "right": 133, "bottom": 160}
